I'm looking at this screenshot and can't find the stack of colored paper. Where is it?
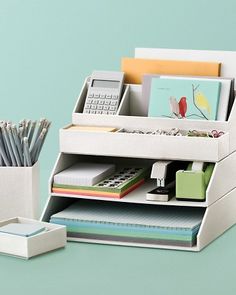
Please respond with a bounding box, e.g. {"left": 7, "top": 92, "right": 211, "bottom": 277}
{"left": 53, "top": 166, "right": 149, "bottom": 199}
{"left": 50, "top": 200, "right": 204, "bottom": 247}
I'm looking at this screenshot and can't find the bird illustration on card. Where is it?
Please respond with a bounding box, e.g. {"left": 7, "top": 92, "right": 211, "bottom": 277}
{"left": 148, "top": 78, "right": 221, "bottom": 120}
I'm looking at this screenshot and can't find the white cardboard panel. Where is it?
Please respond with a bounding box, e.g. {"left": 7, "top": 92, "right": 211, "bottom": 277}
{"left": 60, "top": 128, "right": 229, "bottom": 162}
{"left": 73, "top": 79, "right": 89, "bottom": 114}
{"left": 116, "top": 85, "right": 130, "bottom": 115}
{"left": 67, "top": 237, "right": 198, "bottom": 252}
{"left": 72, "top": 113, "right": 229, "bottom": 132}
{"left": 0, "top": 162, "right": 40, "bottom": 220}
{"left": 197, "top": 188, "right": 236, "bottom": 250}
{"left": 72, "top": 82, "right": 230, "bottom": 129}
{"left": 135, "top": 48, "right": 236, "bottom": 81}
{"left": 41, "top": 195, "right": 74, "bottom": 223}
{"left": 0, "top": 217, "right": 66, "bottom": 259}
{"left": 206, "top": 151, "right": 236, "bottom": 205}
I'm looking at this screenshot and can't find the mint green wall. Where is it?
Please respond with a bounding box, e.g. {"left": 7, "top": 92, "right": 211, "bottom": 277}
{"left": 1, "top": 0, "right": 236, "bottom": 173}
{"left": 1, "top": 1, "right": 236, "bottom": 294}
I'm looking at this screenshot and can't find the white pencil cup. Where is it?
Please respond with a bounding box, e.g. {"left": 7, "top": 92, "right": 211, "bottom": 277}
{"left": 0, "top": 162, "right": 39, "bottom": 220}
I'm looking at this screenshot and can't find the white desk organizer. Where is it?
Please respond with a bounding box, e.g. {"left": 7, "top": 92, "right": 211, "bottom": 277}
{"left": 0, "top": 162, "right": 40, "bottom": 220}
{"left": 42, "top": 48, "right": 236, "bottom": 251}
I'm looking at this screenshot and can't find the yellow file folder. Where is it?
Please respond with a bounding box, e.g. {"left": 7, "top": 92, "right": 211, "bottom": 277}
{"left": 121, "top": 58, "right": 221, "bottom": 84}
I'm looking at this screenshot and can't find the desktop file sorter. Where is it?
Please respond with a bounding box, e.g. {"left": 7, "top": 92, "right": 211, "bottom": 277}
{"left": 42, "top": 48, "right": 236, "bottom": 251}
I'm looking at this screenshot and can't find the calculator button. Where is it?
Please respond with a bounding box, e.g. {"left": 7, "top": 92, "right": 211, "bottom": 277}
{"left": 106, "top": 94, "right": 112, "bottom": 99}
{"left": 99, "top": 100, "right": 104, "bottom": 104}
{"left": 94, "top": 94, "right": 100, "bottom": 98}
{"left": 109, "top": 106, "right": 116, "bottom": 111}
{"left": 84, "top": 109, "right": 90, "bottom": 114}
{"left": 97, "top": 105, "right": 103, "bottom": 110}
{"left": 91, "top": 105, "right": 97, "bottom": 110}
{"left": 103, "top": 105, "right": 109, "bottom": 110}
{"left": 90, "top": 110, "right": 96, "bottom": 114}
{"left": 87, "top": 99, "right": 92, "bottom": 103}
{"left": 96, "top": 110, "right": 102, "bottom": 114}
{"left": 85, "top": 104, "right": 91, "bottom": 109}
{"left": 92, "top": 99, "right": 98, "bottom": 104}
{"left": 102, "top": 111, "right": 109, "bottom": 114}
{"left": 100, "top": 94, "right": 105, "bottom": 98}
{"left": 110, "top": 101, "right": 117, "bottom": 106}
{"left": 109, "top": 111, "right": 116, "bottom": 115}
{"left": 112, "top": 95, "right": 118, "bottom": 99}
{"left": 88, "top": 93, "right": 94, "bottom": 98}
{"left": 104, "top": 100, "right": 110, "bottom": 105}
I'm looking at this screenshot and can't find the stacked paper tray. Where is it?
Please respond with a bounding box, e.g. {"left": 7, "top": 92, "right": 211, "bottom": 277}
{"left": 50, "top": 200, "right": 205, "bottom": 247}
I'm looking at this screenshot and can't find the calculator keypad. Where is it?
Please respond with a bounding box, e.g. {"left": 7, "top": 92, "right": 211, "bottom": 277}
{"left": 83, "top": 93, "right": 119, "bottom": 115}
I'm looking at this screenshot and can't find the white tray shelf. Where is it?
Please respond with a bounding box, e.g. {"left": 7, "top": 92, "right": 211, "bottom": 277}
{"left": 60, "top": 126, "right": 229, "bottom": 162}
{"left": 42, "top": 48, "right": 236, "bottom": 251}
{"left": 48, "top": 148, "right": 236, "bottom": 208}
{"left": 42, "top": 187, "right": 236, "bottom": 252}
{"left": 50, "top": 186, "right": 208, "bottom": 208}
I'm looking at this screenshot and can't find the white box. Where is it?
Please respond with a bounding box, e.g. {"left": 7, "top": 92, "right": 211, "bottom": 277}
{"left": 60, "top": 124, "right": 229, "bottom": 162}
{"left": 0, "top": 217, "right": 66, "bottom": 259}
{"left": 0, "top": 162, "right": 40, "bottom": 220}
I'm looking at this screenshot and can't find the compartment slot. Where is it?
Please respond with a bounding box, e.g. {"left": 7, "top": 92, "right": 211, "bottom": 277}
{"left": 60, "top": 128, "right": 229, "bottom": 162}
{"left": 48, "top": 154, "right": 219, "bottom": 207}
{"left": 73, "top": 78, "right": 130, "bottom": 116}
{"left": 45, "top": 197, "right": 206, "bottom": 249}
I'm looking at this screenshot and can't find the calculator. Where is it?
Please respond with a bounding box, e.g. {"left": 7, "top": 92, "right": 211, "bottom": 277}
{"left": 83, "top": 71, "right": 125, "bottom": 115}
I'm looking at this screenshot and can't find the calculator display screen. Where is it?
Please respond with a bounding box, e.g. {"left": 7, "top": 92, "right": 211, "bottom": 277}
{"left": 92, "top": 79, "right": 119, "bottom": 88}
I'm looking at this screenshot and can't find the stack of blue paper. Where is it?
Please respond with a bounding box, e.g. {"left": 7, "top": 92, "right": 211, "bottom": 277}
{"left": 50, "top": 200, "right": 204, "bottom": 247}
